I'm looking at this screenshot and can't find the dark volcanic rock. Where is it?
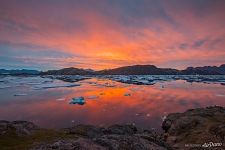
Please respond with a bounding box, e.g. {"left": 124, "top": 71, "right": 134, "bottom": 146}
{"left": 162, "top": 106, "right": 225, "bottom": 149}
{"left": 0, "top": 120, "right": 39, "bottom": 136}
{"left": 32, "top": 138, "right": 107, "bottom": 150}
{"left": 94, "top": 134, "right": 169, "bottom": 150}
{"left": 65, "top": 124, "right": 104, "bottom": 138}
{"left": 4, "top": 106, "right": 225, "bottom": 150}
{"left": 104, "top": 124, "right": 138, "bottom": 135}
{"left": 33, "top": 124, "right": 171, "bottom": 150}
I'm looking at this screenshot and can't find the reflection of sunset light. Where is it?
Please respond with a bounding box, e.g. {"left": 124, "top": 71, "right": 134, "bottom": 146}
{"left": 0, "top": 78, "right": 225, "bottom": 129}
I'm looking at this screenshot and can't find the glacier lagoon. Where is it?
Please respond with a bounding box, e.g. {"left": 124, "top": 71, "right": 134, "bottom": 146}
{"left": 0, "top": 75, "right": 225, "bottom": 130}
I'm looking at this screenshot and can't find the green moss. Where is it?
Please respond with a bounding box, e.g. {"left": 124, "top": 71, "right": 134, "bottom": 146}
{"left": 0, "top": 129, "right": 77, "bottom": 150}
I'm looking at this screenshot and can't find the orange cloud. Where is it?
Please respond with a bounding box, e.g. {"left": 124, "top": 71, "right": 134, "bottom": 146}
{"left": 0, "top": 0, "right": 225, "bottom": 70}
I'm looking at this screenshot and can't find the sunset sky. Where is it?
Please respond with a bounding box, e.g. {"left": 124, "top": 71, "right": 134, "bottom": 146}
{"left": 0, "top": 0, "right": 225, "bottom": 70}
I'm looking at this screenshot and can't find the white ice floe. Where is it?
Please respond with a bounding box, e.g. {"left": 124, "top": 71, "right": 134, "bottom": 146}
{"left": 42, "top": 75, "right": 90, "bottom": 83}
{"left": 26, "top": 82, "right": 43, "bottom": 85}
{"left": 135, "top": 113, "right": 140, "bottom": 116}
{"left": 0, "top": 85, "right": 11, "bottom": 89}
{"left": 100, "top": 75, "right": 225, "bottom": 86}
{"left": 69, "top": 97, "right": 85, "bottom": 105}
{"left": 14, "top": 93, "right": 27, "bottom": 96}
{"left": 34, "top": 83, "right": 81, "bottom": 90}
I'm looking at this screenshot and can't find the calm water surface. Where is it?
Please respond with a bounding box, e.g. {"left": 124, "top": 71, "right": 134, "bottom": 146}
{"left": 0, "top": 76, "right": 225, "bottom": 130}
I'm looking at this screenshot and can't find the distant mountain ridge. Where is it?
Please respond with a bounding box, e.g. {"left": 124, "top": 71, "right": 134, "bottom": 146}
{"left": 96, "top": 64, "right": 225, "bottom": 75}
{"left": 40, "top": 64, "right": 225, "bottom": 75}
{"left": 1, "top": 64, "right": 225, "bottom": 75}
{"left": 41, "top": 67, "right": 95, "bottom": 75}
{"left": 96, "top": 65, "right": 179, "bottom": 75}
{"left": 181, "top": 64, "right": 225, "bottom": 75}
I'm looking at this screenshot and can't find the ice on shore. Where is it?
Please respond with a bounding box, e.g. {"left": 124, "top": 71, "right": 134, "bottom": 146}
{"left": 69, "top": 97, "right": 85, "bottom": 105}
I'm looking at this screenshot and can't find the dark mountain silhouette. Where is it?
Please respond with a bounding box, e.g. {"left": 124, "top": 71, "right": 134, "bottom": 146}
{"left": 2, "top": 64, "right": 225, "bottom": 75}
{"left": 40, "top": 67, "right": 95, "bottom": 75}
{"left": 96, "top": 65, "right": 180, "bottom": 75}
{"left": 181, "top": 64, "right": 225, "bottom": 75}
{"left": 97, "top": 64, "right": 225, "bottom": 75}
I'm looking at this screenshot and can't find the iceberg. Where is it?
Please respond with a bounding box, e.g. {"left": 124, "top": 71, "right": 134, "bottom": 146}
{"left": 0, "top": 85, "right": 11, "bottom": 89}
{"left": 69, "top": 97, "right": 85, "bottom": 105}
{"left": 34, "top": 83, "right": 81, "bottom": 90}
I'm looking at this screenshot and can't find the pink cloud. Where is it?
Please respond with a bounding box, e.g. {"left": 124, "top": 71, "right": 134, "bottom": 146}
{"left": 0, "top": 0, "right": 224, "bottom": 70}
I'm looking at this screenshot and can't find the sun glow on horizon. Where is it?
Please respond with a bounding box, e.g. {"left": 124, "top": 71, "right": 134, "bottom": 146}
{"left": 0, "top": 0, "right": 225, "bottom": 70}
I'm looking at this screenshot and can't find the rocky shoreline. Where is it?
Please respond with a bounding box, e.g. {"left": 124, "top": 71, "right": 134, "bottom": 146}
{"left": 1, "top": 106, "right": 225, "bottom": 150}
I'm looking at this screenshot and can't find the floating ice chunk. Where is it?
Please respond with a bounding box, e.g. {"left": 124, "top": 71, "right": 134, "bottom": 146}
{"left": 26, "top": 82, "right": 43, "bottom": 85}
{"left": 138, "top": 80, "right": 150, "bottom": 84}
{"left": 0, "top": 85, "right": 11, "bottom": 89}
{"left": 69, "top": 97, "right": 85, "bottom": 105}
{"left": 87, "top": 95, "right": 99, "bottom": 99}
{"left": 14, "top": 93, "right": 27, "bottom": 96}
{"left": 124, "top": 93, "right": 131, "bottom": 96}
{"left": 56, "top": 98, "right": 66, "bottom": 101}
{"left": 34, "top": 83, "right": 81, "bottom": 89}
